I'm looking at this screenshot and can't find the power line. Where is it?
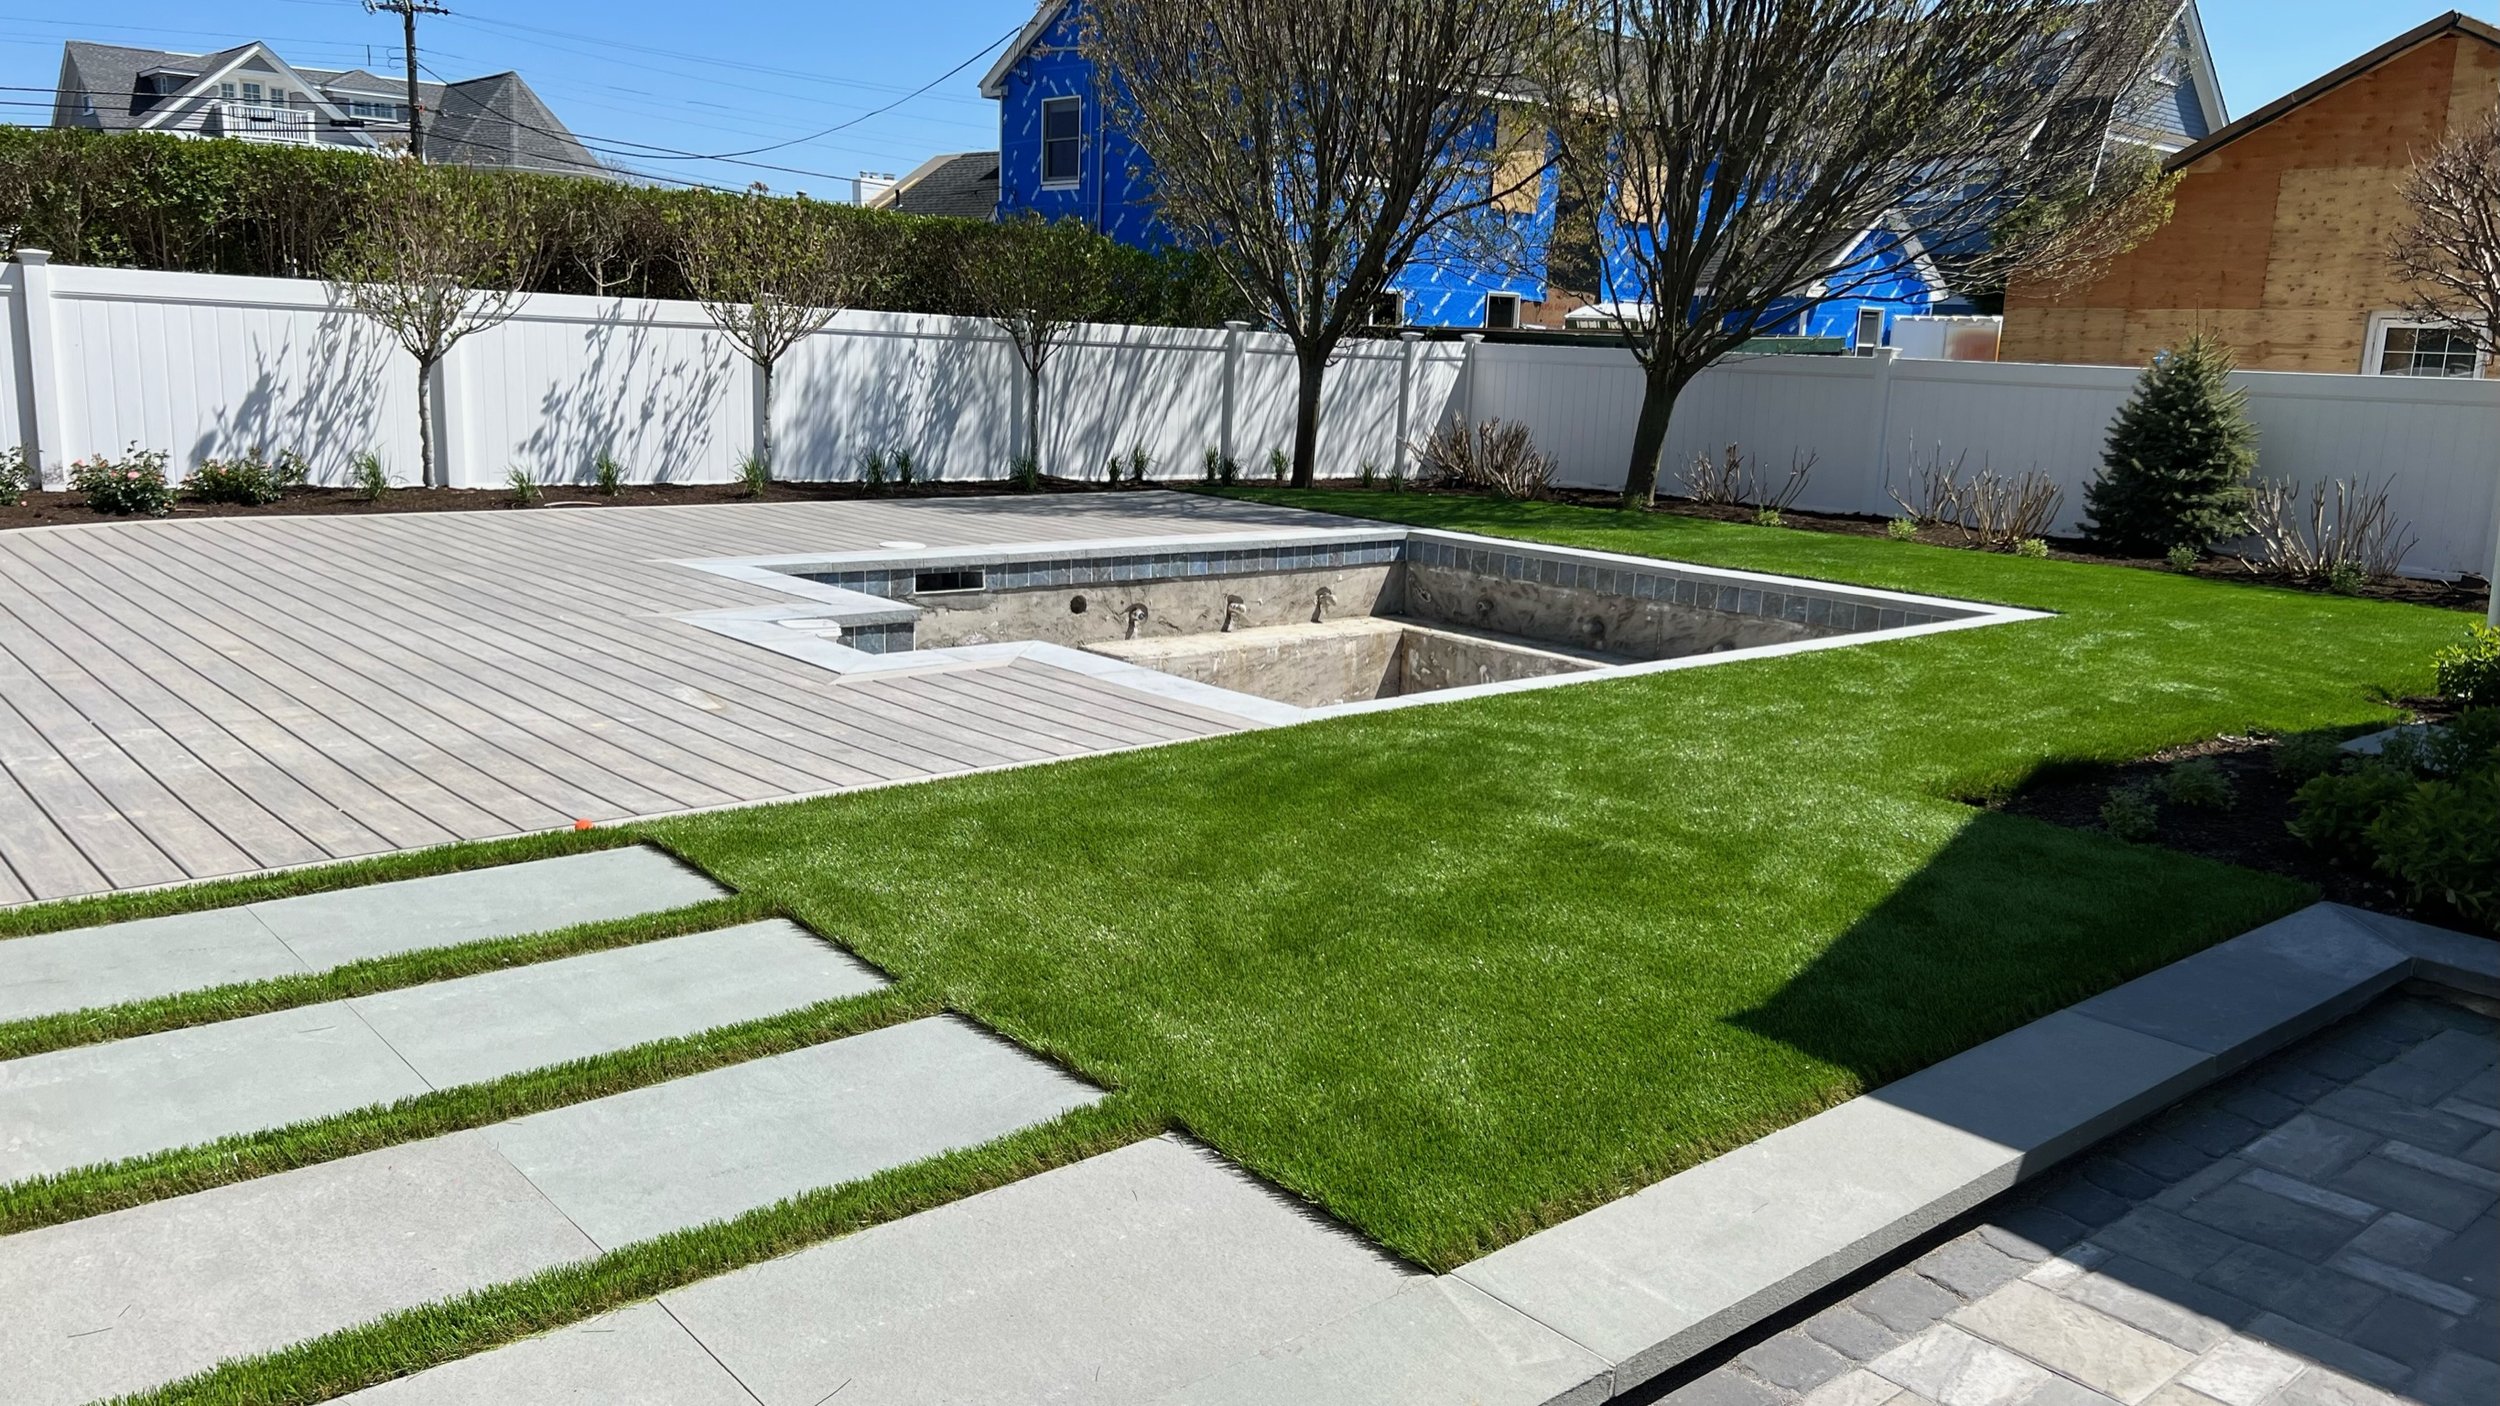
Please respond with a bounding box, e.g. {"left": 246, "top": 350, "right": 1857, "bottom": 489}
{"left": 362, "top": 0, "right": 447, "bottom": 162}
{"left": 442, "top": 11, "right": 997, "bottom": 111}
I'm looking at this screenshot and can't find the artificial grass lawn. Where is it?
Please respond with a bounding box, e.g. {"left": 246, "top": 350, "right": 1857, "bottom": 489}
{"left": 650, "top": 491, "right": 2462, "bottom": 1272}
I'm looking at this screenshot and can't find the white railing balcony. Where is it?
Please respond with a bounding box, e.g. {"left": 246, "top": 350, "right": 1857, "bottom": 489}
{"left": 205, "top": 101, "right": 319, "bottom": 146}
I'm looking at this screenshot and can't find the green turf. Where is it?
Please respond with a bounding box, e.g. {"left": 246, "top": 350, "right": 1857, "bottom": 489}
{"left": 646, "top": 491, "right": 2458, "bottom": 1270}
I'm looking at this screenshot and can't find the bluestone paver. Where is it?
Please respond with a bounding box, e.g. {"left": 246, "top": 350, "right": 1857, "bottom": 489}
{"left": 482, "top": 1015, "right": 1101, "bottom": 1248}
{"left": 338, "top": 1304, "right": 756, "bottom": 1405}
{"left": 1153, "top": 1277, "right": 1612, "bottom": 1406}
{"left": 0, "top": 920, "right": 881, "bottom": 1179}
{"left": 0, "top": 1133, "right": 597, "bottom": 1406}
{"left": 2070, "top": 909, "right": 2407, "bottom": 1076}
{"left": 658, "top": 1135, "right": 1418, "bottom": 1406}
{"left": 0, "top": 847, "right": 725, "bottom": 1022}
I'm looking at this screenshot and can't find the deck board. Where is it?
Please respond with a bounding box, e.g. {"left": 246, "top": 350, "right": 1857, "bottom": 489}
{"left": 0, "top": 495, "right": 1331, "bottom": 901}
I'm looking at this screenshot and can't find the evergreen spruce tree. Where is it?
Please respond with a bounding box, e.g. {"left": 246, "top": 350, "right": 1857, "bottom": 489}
{"left": 2083, "top": 333, "right": 2258, "bottom": 556}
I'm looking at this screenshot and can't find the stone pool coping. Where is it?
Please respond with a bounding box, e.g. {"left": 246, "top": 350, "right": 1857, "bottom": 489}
{"left": 1172, "top": 903, "right": 2497, "bottom": 1404}
{"left": 668, "top": 527, "right": 2048, "bottom": 725}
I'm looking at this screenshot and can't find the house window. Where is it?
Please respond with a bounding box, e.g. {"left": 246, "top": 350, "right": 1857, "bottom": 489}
{"left": 1040, "top": 96, "right": 1082, "bottom": 187}
{"left": 2365, "top": 316, "right": 2481, "bottom": 377}
{"left": 1370, "top": 291, "right": 1406, "bottom": 327}
{"left": 241, "top": 81, "right": 263, "bottom": 103}
{"left": 219, "top": 82, "right": 235, "bottom": 99}
{"left": 1854, "top": 306, "right": 1886, "bottom": 353}
{"left": 1484, "top": 293, "right": 1521, "bottom": 330}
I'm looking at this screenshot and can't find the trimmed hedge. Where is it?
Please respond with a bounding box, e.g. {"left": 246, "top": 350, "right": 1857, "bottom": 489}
{"left": 0, "top": 127, "right": 1243, "bottom": 325}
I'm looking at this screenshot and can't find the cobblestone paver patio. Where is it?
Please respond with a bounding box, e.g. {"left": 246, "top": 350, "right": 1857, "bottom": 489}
{"left": 1662, "top": 993, "right": 2499, "bottom": 1406}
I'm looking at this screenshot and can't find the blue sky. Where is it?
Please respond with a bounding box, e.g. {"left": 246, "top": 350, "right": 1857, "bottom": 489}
{"left": 0, "top": 0, "right": 2482, "bottom": 194}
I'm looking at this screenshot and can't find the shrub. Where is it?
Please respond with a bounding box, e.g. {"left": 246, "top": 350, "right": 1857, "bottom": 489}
{"left": 2434, "top": 623, "right": 2500, "bottom": 708}
{"left": 737, "top": 451, "right": 770, "bottom": 498}
{"left": 2289, "top": 763, "right": 2414, "bottom": 861}
{"left": 1268, "top": 448, "right": 1289, "bottom": 484}
{"left": 506, "top": 466, "right": 541, "bottom": 505}
{"left": 1684, "top": 442, "right": 1815, "bottom": 514}
{"left": 893, "top": 449, "right": 918, "bottom": 486}
{"left": 858, "top": 448, "right": 889, "bottom": 492}
{"left": 1123, "top": 446, "right": 1148, "bottom": 485}
{"left": 2166, "top": 544, "right": 2198, "bottom": 570}
{"left": 69, "top": 447, "right": 175, "bottom": 516}
{"left": 2160, "top": 758, "right": 2235, "bottom": 810}
{"left": 2425, "top": 708, "right": 2500, "bottom": 777}
{"left": 1886, "top": 443, "right": 2061, "bottom": 550}
{"left": 0, "top": 446, "right": 28, "bottom": 506}
{"left": 2242, "top": 477, "right": 2414, "bottom": 587}
{"left": 1359, "top": 460, "right": 1379, "bottom": 489}
{"left": 2270, "top": 731, "right": 2347, "bottom": 785}
{"left": 1418, "top": 419, "right": 1557, "bottom": 500}
{"left": 593, "top": 451, "right": 623, "bottom": 495}
{"left": 1754, "top": 506, "right": 1783, "bottom": 528}
{"left": 2083, "top": 333, "right": 2256, "bottom": 556}
{"left": 2368, "top": 769, "right": 2498, "bottom": 928}
{"left": 2015, "top": 537, "right": 2050, "bottom": 559}
{"left": 1886, "top": 518, "right": 1919, "bottom": 541}
{"left": 188, "top": 449, "right": 306, "bottom": 505}
{"left": 2100, "top": 782, "right": 2160, "bottom": 842}
{"left": 1010, "top": 452, "right": 1042, "bottom": 491}
{"left": 351, "top": 451, "right": 391, "bottom": 501}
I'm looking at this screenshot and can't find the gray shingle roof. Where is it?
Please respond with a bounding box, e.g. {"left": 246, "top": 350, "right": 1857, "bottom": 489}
{"left": 875, "top": 151, "right": 1000, "bottom": 221}
{"left": 50, "top": 39, "right": 606, "bottom": 180}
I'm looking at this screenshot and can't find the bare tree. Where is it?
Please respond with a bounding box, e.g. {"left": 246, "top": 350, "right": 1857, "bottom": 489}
{"left": 2388, "top": 99, "right": 2500, "bottom": 621}
{"left": 1584, "top": 0, "right": 2179, "bottom": 506}
{"left": 1085, "top": 0, "right": 1575, "bottom": 488}
{"left": 958, "top": 215, "right": 1119, "bottom": 477}
{"left": 328, "top": 158, "right": 543, "bottom": 487}
{"left": 677, "top": 185, "right": 881, "bottom": 474}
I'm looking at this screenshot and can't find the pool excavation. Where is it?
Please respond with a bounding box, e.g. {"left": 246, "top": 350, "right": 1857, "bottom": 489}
{"left": 678, "top": 525, "right": 2045, "bottom": 721}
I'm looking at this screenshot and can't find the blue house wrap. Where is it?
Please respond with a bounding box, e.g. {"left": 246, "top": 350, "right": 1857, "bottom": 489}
{"left": 976, "top": 1, "right": 2224, "bottom": 343}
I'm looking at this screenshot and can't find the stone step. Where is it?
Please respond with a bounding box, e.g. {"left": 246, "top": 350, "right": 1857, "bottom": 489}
{"left": 0, "top": 847, "right": 727, "bottom": 1023}
{"left": 341, "top": 1135, "right": 1433, "bottom": 1406}
{"left": 0, "top": 1016, "right": 1099, "bottom": 1406}
{"left": 0, "top": 919, "right": 883, "bottom": 1181}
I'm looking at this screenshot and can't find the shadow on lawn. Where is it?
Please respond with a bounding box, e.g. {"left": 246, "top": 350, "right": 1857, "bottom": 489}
{"left": 1727, "top": 807, "right": 2302, "bottom": 1096}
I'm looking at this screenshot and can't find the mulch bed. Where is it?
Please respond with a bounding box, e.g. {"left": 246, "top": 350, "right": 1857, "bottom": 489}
{"left": 1984, "top": 719, "right": 2489, "bottom": 934}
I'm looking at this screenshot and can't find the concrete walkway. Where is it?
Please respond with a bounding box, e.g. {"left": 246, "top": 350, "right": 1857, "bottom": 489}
{"left": 0, "top": 846, "right": 725, "bottom": 1021}
{"left": 0, "top": 1016, "right": 1099, "bottom": 1406}
{"left": 0, "top": 495, "right": 1329, "bottom": 902}
{"left": 0, "top": 919, "right": 883, "bottom": 1178}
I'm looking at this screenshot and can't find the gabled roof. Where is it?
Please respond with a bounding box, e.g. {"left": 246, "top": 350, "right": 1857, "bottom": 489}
{"left": 427, "top": 70, "right": 609, "bottom": 178}
{"left": 872, "top": 151, "right": 1002, "bottom": 219}
{"left": 980, "top": 0, "right": 1073, "bottom": 99}
{"left": 2162, "top": 10, "right": 2500, "bottom": 172}
{"left": 130, "top": 41, "right": 360, "bottom": 137}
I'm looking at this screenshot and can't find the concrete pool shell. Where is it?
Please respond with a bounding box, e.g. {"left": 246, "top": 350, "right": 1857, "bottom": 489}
{"left": 677, "top": 525, "right": 2048, "bottom": 725}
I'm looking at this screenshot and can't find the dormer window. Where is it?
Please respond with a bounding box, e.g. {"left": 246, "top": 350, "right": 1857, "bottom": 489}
{"left": 241, "top": 81, "right": 263, "bottom": 103}
{"left": 1041, "top": 96, "right": 1081, "bottom": 187}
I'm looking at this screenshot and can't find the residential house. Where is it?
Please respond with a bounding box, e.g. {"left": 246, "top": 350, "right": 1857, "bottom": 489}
{"left": 2001, "top": 11, "right": 2500, "bottom": 375}
{"left": 975, "top": 1, "right": 2224, "bottom": 342}
{"left": 51, "top": 40, "right": 606, "bottom": 178}
{"left": 976, "top": 0, "right": 1563, "bottom": 330}
{"left": 866, "top": 152, "right": 1003, "bottom": 219}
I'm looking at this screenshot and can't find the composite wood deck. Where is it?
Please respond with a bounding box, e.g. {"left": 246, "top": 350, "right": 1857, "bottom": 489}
{"left": 0, "top": 493, "right": 1333, "bottom": 904}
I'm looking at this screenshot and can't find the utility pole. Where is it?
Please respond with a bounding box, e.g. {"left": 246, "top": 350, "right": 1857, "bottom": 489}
{"left": 365, "top": 0, "right": 449, "bottom": 162}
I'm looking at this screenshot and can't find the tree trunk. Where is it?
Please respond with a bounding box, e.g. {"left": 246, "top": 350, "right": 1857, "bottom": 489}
{"left": 1619, "top": 362, "right": 1685, "bottom": 509}
{"left": 1290, "top": 350, "right": 1326, "bottom": 489}
{"left": 416, "top": 355, "right": 437, "bottom": 489}
{"left": 756, "top": 357, "right": 775, "bottom": 476}
{"left": 1027, "top": 357, "right": 1044, "bottom": 477}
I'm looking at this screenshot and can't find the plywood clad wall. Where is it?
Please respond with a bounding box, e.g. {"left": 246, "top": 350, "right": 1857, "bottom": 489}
{"left": 2002, "top": 32, "right": 2500, "bottom": 371}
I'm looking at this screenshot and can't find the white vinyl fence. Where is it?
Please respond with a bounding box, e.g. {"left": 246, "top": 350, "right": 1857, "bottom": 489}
{"left": 1, "top": 255, "right": 1467, "bottom": 492}
{"left": 1473, "top": 340, "right": 2500, "bottom": 581}
{"left": 4, "top": 253, "right": 2494, "bottom": 579}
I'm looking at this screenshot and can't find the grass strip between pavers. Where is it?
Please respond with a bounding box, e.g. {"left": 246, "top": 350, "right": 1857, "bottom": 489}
{"left": 0, "top": 985, "right": 935, "bottom": 1236}
{"left": 112, "top": 1095, "right": 1164, "bottom": 1406}
{"left": 0, "top": 894, "right": 781, "bottom": 1062}
{"left": 0, "top": 828, "right": 633, "bottom": 941}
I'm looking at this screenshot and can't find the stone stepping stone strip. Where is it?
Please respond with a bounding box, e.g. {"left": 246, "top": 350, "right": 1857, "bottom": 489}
{"left": 0, "top": 846, "right": 727, "bottom": 1024}
{"left": 0, "top": 919, "right": 882, "bottom": 1181}
{"left": 0, "top": 1016, "right": 1098, "bottom": 1406}
{"left": 340, "top": 1135, "right": 1453, "bottom": 1406}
